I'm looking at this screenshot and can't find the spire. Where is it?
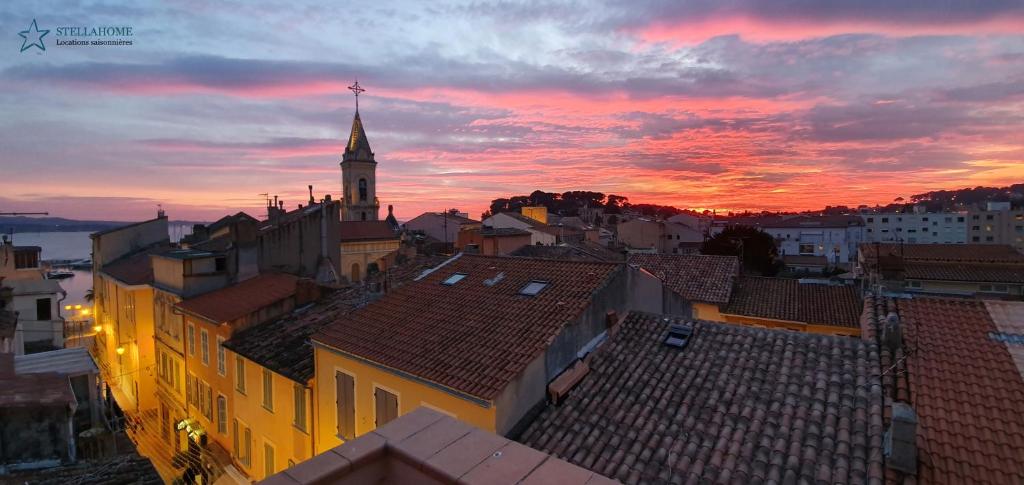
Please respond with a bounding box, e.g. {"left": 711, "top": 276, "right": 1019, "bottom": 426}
{"left": 343, "top": 111, "right": 374, "bottom": 162}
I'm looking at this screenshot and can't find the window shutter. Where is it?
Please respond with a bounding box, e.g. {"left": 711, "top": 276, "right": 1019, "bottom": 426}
{"left": 335, "top": 372, "right": 354, "bottom": 439}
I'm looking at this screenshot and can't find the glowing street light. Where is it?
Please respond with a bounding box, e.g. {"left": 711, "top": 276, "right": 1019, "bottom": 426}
{"left": 93, "top": 324, "right": 102, "bottom": 333}
{"left": 116, "top": 346, "right": 126, "bottom": 355}
{"left": 65, "top": 305, "right": 72, "bottom": 310}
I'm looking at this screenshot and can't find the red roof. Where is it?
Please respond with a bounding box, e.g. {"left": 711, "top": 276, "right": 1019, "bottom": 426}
{"left": 724, "top": 276, "right": 861, "bottom": 328}
{"left": 628, "top": 253, "right": 739, "bottom": 304}
{"left": 339, "top": 221, "right": 399, "bottom": 242}
{"left": 176, "top": 273, "right": 299, "bottom": 323}
{"left": 100, "top": 246, "right": 171, "bottom": 285}
{"left": 313, "top": 254, "right": 620, "bottom": 400}
{"left": 860, "top": 243, "right": 1024, "bottom": 263}
{"left": 870, "top": 296, "right": 1024, "bottom": 484}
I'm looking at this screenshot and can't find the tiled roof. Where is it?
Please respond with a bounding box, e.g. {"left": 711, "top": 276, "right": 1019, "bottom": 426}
{"left": 227, "top": 256, "right": 448, "bottom": 383}
{"left": 723, "top": 277, "right": 862, "bottom": 328}
{"left": 480, "top": 226, "right": 532, "bottom": 237}
{"left": 0, "top": 370, "right": 76, "bottom": 408}
{"left": 859, "top": 243, "right": 1024, "bottom": 263}
{"left": 866, "top": 296, "right": 1024, "bottom": 484}
{"left": 225, "top": 286, "right": 364, "bottom": 384}
{"left": 628, "top": 253, "right": 739, "bottom": 304}
{"left": 511, "top": 241, "right": 624, "bottom": 262}
{"left": 339, "top": 220, "right": 398, "bottom": 242}
{"left": 519, "top": 312, "right": 884, "bottom": 484}
{"left": 175, "top": 273, "right": 299, "bottom": 323}
{"left": 100, "top": 245, "right": 171, "bottom": 285}
{"left": 783, "top": 254, "right": 829, "bottom": 267}
{"left": 902, "top": 261, "right": 1024, "bottom": 284}
{"left": 314, "top": 254, "right": 621, "bottom": 400}
{"left": 12, "top": 452, "right": 162, "bottom": 485}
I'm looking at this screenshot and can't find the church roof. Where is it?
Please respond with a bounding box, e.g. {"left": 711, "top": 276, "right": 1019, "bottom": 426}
{"left": 343, "top": 112, "right": 375, "bottom": 162}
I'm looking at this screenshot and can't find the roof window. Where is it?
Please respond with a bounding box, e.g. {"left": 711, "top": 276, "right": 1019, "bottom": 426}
{"left": 442, "top": 273, "right": 467, "bottom": 286}
{"left": 665, "top": 324, "right": 693, "bottom": 349}
{"left": 519, "top": 280, "right": 549, "bottom": 296}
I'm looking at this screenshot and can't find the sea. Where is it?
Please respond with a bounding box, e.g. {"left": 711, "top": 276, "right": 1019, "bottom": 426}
{"left": 9, "top": 223, "right": 194, "bottom": 308}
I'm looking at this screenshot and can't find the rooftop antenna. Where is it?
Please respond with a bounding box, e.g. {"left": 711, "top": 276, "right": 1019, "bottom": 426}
{"left": 259, "top": 193, "right": 270, "bottom": 207}
{"left": 348, "top": 79, "right": 365, "bottom": 113}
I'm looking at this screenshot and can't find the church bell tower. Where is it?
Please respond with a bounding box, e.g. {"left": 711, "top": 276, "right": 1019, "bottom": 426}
{"left": 340, "top": 81, "right": 379, "bottom": 221}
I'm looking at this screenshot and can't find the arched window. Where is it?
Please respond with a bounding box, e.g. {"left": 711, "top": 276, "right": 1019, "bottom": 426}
{"left": 358, "top": 178, "right": 367, "bottom": 202}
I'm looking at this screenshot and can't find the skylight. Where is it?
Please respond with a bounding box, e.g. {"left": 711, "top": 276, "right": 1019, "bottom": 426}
{"left": 519, "top": 280, "right": 549, "bottom": 296}
{"left": 442, "top": 273, "right": 467, "bottom": 286}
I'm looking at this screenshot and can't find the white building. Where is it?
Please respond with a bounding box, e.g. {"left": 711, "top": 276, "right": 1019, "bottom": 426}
{"left": 862, "top": 210, "right": 967, "bottom": 244}
{"left": 0, "top": 237, "right": 66, "bottom": 349}
{"left": 712, "top": 215, "right": 865, "bottom": 267}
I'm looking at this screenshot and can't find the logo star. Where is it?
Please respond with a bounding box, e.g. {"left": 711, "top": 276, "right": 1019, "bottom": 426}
{"left": 19, "top": 19, "right": 49, "bottom": 53}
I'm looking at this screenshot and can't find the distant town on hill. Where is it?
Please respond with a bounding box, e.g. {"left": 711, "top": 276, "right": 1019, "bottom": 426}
{"left": 485, "top": 183, "right": 1024, "bottom": 221}
{"left": 0, "top": 216, "right": 205, "bottom": 234}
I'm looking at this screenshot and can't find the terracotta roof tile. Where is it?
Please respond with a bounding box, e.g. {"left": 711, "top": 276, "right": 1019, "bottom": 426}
{"left": 860, "top": 243, "right": 1024, "bottom": 263}
{"left": 628, "top": 253, "right": 739, "bottom": 304}
{"left": 902, "top": 262, "right": 1024, "bottom": 284}
{"left": 0, "top": 371, "right": 76, "bottom": 408}
{"left": 175, "top": 273, "right": 299, "bottom": 323}
{"left": 866, "top": 296, "right": 1024, "bottom": 484}
{"left": 313, "top": 254, "right": 621, "bottom": 400}
{"left": 226, "top": 256, "right": 450, "bottom": 383}
{"left": 724, "top": 277, "right": 862, "bottom": 328}
{"left": 339, "top": 220, "right": 399, "bottom": 242}
{"left": 519, "top": 312, "right": 884, "bottom": 484}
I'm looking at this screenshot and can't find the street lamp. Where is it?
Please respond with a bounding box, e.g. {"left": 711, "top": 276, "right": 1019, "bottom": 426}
{"left": 116, "top": 346, "right": 126, "bottom": 355}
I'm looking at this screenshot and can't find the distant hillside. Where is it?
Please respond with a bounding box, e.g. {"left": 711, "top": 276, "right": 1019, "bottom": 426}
{"left": 0, "top": 216, "right": 206, "bottom": 233}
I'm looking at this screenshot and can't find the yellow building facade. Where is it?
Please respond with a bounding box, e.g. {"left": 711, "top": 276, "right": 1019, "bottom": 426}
{"left": 312, "top": 343, "right": 496, "bottom": 454}
{"left": 229, "top": 352, "right": 315, "bottom": 480}
{"left": 339, "top": 238, "right": 400, "bottom": 283}
{"left": 92, "top": 270, "right": 158, "bottom": 412}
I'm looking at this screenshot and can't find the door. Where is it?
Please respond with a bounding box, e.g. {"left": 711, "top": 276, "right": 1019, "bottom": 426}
{"left": 374, "top": 387, "right": 398, "bottom": 427}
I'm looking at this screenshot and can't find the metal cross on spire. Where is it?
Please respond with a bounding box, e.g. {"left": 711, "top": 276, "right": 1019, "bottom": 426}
{"left": 348, "top": 79, "right": 365, "bottom": 112}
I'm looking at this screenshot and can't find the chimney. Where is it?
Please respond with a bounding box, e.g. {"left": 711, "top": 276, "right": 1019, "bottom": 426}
{"left": 883, "top": 311, "right": 902, "bottom": 353}
{"left": 308, "top": 185, "right": 315, "bottom": 205}
{"left": 885, "top": 402, "right": 918, "bottom": 475}
{"left": 605, "top": 310, "right": 619, "bottom": 336}
{"left": 324, "top": 194, "right": 332, "bottom": 202}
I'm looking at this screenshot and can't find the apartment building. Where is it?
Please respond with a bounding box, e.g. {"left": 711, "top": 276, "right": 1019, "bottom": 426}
{"left": 967, "top": 201, "right": 1024, "bottom": 249}
{"left": 862, "top": 209, "right": 967, "bottom": 244}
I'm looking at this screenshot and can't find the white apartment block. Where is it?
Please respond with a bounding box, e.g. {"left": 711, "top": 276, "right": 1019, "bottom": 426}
{"left": 862, "top": 211, "right": 967, "bottom": 244}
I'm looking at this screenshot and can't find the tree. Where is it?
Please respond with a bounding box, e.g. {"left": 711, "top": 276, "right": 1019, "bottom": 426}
{"left": 701, "top": 225, "right": 780, "bottom": 276}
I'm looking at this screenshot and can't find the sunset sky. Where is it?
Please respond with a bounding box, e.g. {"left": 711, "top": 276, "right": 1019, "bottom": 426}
{"left": 2, "top": 1, "right": 1023, "bottom": 221}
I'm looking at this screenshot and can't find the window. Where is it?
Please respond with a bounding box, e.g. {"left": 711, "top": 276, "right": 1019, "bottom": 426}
{"left": 233, "top": 419, "right": 240, "bottom": 458}
{"left": 798, "top": 243, "right": 815, "bottom": 255}
{"left": 358, "top": 178, "right": 368, "bottom": 201}
{"left": 986, "top": 236, "right": 994, "bottom": 242}
{"left": 980, "top": 284, "right": 993, "bottom": 292}
{"left": 217, "top": 395, "right": 227, "bottom": 434}
{"left": 374, "top": 387, "right": 399, "bottom": 427}
{"left": 187, "top": 324, "right": 196, "bottom": 356}
{"left": 986, "top": 214, "right": 994, "bottom": 220}
{"left": 921, "top": 217, "right": 928, "bottom": 222}
{"left": 881, "top": 217, "right": 888, "bottom": 223}
{"left": 945, "top": 217, "right": 952, "bottom": 223}
{"left": 994, "top": 284, "right": 1009, "bottom": 293}
{"left": 907, "top": 280, "right": 921, "bottom": 288}
{"left": 200, "top": 329, "right": 210, "bottom": 365}
{"left": 293, "top": 384, "right": 307, "bottom": 432}
{"left": 973, "top": 236, "right": 980, "bottom": 242}
{"left": 262, "top": 369, "right": 273, "bottom": 411}
{"left": 867, "top": 228, "right": 872, "bottom": 233}
{"left": 36, "top": 298, "right": 51, "bottom": 320}
{"left": 958, "top": 217, "right": 965, "bottom": 222}
{"left": 972, "top": 226, "right": 980, "bottom": 231}
{"left": 204, "top": 382, "right": 213, "bottom": 420}
{"left": 264, "top": 442, "right": 276, "bottom": 478}
{"left": 336, "top": 371, "right": 355, "bottom": 439}
{"left": 235, "top": 356, "right": 246, "bottom": 394}
{"left": 244, "top": 427, "right": 252, "bottom": 467}
{"left": 215, "top": 257, "right": 227, "bottom": 272}
{"left": 442, "top": 273, "right": 467, "bottom": 286}
{"left": 972, "top": 215, "right": 979, "bottom": 220}
{"left": 14, "top": 250, "right": 39, "bottom": 269}
{"left": 519, "top": 280, "right": 549, "bottom": 296}
{"left": 866, "top": 217, "right": 873, "bottom": 223}
{"left": 986, "top": 225, "right": 993, "bottom": 232}
{"left": 217, "top": 337, "right": 226, "bottom": 376}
